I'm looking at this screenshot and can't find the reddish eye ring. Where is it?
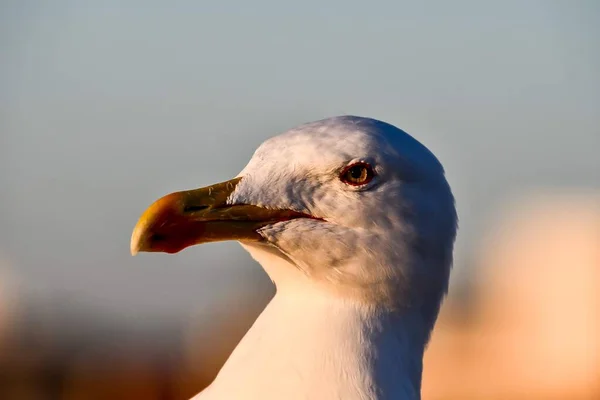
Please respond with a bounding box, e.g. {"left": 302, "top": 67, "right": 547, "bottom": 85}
{"left": 339, "top": 162, "right": 375, "bottom": 186}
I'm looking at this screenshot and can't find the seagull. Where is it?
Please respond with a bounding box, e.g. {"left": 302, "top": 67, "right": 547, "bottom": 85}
{"left": 131, "top": 116, "right": 457, "bottom": 400}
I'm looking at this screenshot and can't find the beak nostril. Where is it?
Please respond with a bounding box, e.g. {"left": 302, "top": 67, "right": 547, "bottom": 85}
{"left": 183, "top": 205, "right": 210, "bottom": 213}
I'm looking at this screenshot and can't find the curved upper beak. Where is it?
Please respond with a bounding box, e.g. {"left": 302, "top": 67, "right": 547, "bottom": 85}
{"left": 130, "top": 177, "right": 309, "bottom": 255}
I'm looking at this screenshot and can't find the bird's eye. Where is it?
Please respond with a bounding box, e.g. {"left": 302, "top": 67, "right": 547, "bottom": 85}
{"left": 340, "top": 162, "right": 375, "bottom": 186}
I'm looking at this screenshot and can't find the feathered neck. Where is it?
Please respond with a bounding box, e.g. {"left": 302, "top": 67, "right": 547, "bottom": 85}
{"left": 194, "top": 245, "right": 433, "bottom": 400}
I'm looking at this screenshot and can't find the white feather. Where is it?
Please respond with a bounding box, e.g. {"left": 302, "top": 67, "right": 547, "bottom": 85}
{"left": 194, "top": 116, "right": 457, "bottom": 399}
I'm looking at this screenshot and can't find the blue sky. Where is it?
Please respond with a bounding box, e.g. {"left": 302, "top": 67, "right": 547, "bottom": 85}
{"left": 1, "top": 1, "right": 598, "bottom": 315}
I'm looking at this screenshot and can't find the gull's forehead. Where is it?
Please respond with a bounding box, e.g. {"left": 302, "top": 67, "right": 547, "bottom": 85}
{"left": 239, "top": 115, "right": 445, "bottom": 183}
{"left": 248, "top": 116, "right": 393, "bottom": 169}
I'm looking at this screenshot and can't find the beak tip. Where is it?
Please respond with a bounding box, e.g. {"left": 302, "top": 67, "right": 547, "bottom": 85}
{"left": 129, "top": 177, "right": 245, "bottom": 256}
{"left": 130, "top": 224, "right": 144, "bottom": 256}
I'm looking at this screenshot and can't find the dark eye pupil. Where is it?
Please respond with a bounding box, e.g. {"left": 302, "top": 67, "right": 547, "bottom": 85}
{"left": 350, "top": 167, "right": 363, "bottom": 179}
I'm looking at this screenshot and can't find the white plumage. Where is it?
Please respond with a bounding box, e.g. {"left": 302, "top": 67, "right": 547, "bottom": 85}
{"left": 132, "top": 116, "right": 457, "bottom": 400}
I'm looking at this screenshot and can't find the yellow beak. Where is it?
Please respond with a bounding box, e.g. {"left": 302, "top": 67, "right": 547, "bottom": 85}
{"left": 130, "top": 177, "right": 311, "bottom": 255}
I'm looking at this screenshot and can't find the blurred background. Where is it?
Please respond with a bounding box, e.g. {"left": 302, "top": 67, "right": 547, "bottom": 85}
{"left": 1, "top": 1, "right": 598, "bottom": 399}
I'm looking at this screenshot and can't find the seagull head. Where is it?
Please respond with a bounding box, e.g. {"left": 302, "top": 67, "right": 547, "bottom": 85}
{"left": 131, "top": 116, "right": 457, "bottom": 321}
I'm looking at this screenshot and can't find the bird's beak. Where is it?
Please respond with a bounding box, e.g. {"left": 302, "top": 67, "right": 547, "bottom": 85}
{"left": 130, "top": 177, "right": 308, "bottom": 255}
